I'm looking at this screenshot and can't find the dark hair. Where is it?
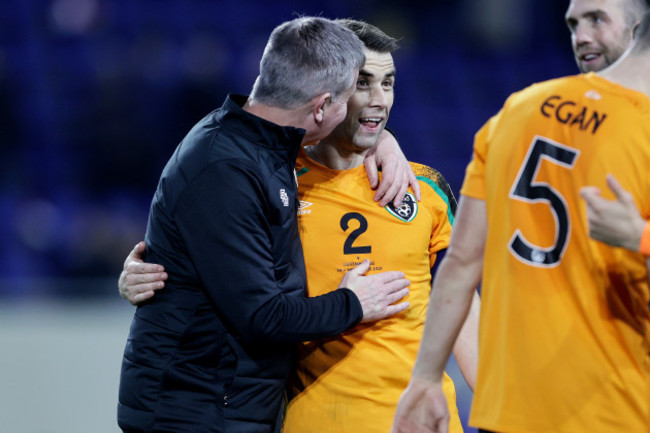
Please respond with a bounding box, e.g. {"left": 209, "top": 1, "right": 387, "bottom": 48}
{"left": 335, "top": 19, "right": 400, "bottom": 53}
{"left": 250, "top": 17, "right": 365, "bottom": 109}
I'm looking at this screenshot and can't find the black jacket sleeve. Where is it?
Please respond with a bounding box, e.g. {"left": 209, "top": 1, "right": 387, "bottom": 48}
{"left": 175, "top": 159, "right": 362, "bottom": 344}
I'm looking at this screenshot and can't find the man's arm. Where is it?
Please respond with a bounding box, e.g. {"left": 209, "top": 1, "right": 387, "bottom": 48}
{"left": 119, "top": 241, "right": 410, "bottom": 322}
{"left": 364, "top": 129, "right": 421, "bottom": 207}
{"left": 451, "top": 291, "right": 480, "bottom": 391}
{"left": 580, "top": 174, "right": 648, "bottom": 253}
{"left": 391, "top": 196, "right": 486, "bottom": 433}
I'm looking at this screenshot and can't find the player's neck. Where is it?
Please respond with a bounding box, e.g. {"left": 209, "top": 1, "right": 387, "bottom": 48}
{"left": 305, "top": 141, "right": 367, "bottom": 170}
{"left": 600, "top": 53, "right": 650, "bottom": 99}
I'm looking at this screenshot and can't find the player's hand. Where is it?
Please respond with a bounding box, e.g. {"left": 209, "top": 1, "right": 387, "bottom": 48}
{"left": 364, "top": 130, "right": 421, "bottom": 207}
{"left": 391, "top": 376, "right": 449, "bottom": 433}
{"left": 119, "top": 241, "right": 167, "bottom": 305}
{"left": 339, "top": 259, "right": 409, "bottom": 322}
{"left": 580, "top": 174, "right": 645, "bottom": 251}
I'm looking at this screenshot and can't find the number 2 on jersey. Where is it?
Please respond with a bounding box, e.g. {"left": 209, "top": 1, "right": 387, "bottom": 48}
{"left": 340, "top": 212, "right": 371, "bottom": 254}
{"left": 509, "top": 136, "right": 579, "bottom": 267}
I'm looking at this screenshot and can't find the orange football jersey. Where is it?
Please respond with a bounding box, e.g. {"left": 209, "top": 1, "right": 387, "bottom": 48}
{"left": 462, "top": 73, "right": 650, "bottom": 433}
{"left": 283, "top": 150, "right": 462, "bottom": 433}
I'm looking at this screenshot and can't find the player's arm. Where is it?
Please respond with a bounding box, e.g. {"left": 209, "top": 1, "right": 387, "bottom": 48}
{"left": 425, "top": 169, "right": 478, "bottom": 389}
{"left": 451, "top": 291, "right": 479, "bottom": 391}
{"left": 364, "top": 129, "right": 421, "bottom": 207}
{"left": 392, "top": 195, "right": 486, "bottom": 433}
{"left": 580, "top": 174, "right": 648, "bottom": 253}
{"left": 118, "top": 241, "right": 167, "bottom": 305}
{"left": 431, "top": 251, "right": 479, "bottom": 391}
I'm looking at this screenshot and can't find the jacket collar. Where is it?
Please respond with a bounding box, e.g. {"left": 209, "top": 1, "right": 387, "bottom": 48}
{"left": 219, "top": 94, "right": 306, "bottom": 157}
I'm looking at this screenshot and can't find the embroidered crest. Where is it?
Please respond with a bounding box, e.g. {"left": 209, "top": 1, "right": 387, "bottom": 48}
{"left": 385, "top": 193, "right": 417, "bottom": 222}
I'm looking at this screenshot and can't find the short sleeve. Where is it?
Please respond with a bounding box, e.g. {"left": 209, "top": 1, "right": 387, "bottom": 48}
{"left": 460, "top": 112, "right": 502, "bottom": 200}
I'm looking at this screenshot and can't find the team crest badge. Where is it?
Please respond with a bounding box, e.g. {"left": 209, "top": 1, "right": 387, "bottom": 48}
{"left": 385, "top": 193, "right": 417, "bottom": 222}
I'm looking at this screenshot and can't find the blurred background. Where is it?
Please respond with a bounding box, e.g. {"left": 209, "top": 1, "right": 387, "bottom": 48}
{"left": 0, "top": 0, "right": 575, "bottom": 432}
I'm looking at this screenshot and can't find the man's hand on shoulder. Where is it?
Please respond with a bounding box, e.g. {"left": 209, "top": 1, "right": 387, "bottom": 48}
{"left": 364, "top": 129, "right": 421, "bottom": 207}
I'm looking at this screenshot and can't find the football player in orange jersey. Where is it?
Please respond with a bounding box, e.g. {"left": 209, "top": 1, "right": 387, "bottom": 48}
{"left": 392, "top": 9, "right": 650, "bottom": 433}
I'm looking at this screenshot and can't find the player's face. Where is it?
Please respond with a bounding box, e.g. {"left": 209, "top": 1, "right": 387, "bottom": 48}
{"left": 330, "top": 49, "right": 395, "bottom": 150}
{"left": 565, "top": 0, "right": 637, "bottom": 72}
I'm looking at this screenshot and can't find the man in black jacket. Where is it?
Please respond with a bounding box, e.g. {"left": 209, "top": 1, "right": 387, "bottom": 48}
{"left": 117, "top": 16, "right": 410, "bottom": 433}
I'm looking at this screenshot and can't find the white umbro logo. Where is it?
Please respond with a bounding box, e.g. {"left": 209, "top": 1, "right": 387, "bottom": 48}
{"left": 298, "top": 201, "right": 313, "bottom": 215}
{"left": 280, "top": 189, "right": 289, "bottom": 207}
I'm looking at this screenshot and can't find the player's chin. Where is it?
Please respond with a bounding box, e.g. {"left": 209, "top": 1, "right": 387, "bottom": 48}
{"left": 579, "top": 58, "right": 605, "bottom": 73}
{"left": 355, "top": 135, "right": 381, "bottom": 151}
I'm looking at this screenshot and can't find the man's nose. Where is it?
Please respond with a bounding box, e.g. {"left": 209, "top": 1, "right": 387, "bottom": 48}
{"left": 369, "top": 86, "right": 387, "bottom": 108}
{"left": 574, "top": 23, "right": 593, "bottom": 46}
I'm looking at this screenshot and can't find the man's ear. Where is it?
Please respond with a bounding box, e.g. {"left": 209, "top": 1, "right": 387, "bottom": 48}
{"left": 313, "top": 93, "right": 331, "bottom": 124}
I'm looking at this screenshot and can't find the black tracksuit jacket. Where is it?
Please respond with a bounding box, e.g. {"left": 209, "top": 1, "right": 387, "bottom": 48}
{"left": 118, "top": 95, "right": 363, "bottom": 433}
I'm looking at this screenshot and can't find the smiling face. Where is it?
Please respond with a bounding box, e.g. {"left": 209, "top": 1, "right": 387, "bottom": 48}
{"left": 565, "top": 0, "right": 640, "bottom": 72}
{"left": 327, "top": 49, "right": 395, "bottom": 152}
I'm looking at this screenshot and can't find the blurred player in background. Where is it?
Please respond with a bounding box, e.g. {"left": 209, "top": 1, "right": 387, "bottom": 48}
{"left": 392, "top": 9, "right": 650, "bottom": 433}
{"left": 566, "top": 0, "right": 650, "bottom": 254}
{"left": 565, "top": 0, "right": 648, "bottom": 73}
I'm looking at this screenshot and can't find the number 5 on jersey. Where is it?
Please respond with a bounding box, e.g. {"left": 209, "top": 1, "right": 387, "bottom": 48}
{"left": 509, "top": 136, "right": 579, "bottom": 267}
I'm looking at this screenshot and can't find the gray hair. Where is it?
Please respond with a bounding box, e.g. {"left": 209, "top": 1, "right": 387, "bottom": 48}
{"left": 250, "top": 17, "right": 365, "bottom": 109}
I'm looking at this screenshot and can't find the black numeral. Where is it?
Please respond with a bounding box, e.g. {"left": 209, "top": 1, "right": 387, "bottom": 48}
{"left": 340, "top": 212, "right": 371, "bottom": 254}
{"left": 509, "top": 136, "right": 579, "bottom": 267}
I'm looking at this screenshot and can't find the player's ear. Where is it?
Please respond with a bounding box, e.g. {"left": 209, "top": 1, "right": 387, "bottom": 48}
{"left": 312, "top": 93, "right": 331, "bottom": 124}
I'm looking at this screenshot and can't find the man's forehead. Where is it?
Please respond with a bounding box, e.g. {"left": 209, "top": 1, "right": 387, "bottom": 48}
{"left": 360, "top": 50, "right": 395, "bottom": 76}
{"left": 567, "top": 0, "right": 622, "bottom": 16}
